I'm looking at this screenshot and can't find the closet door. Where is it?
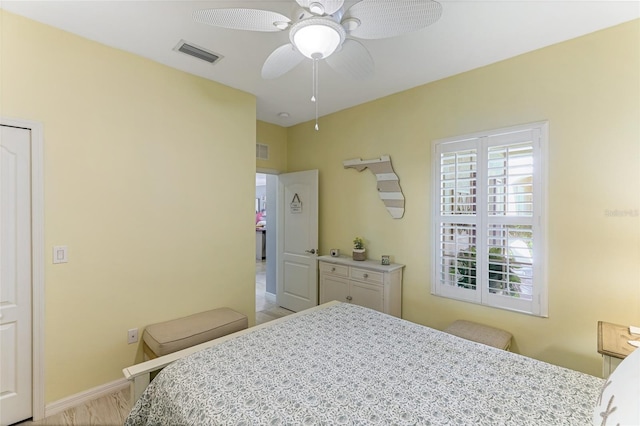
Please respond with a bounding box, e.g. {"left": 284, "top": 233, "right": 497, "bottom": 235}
{"left": 0, "top": 125, "right": 33, "bottom": 426}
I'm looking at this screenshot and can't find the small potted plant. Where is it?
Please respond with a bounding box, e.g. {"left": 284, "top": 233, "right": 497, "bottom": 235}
{"left": 352, "top": 236, "right": 366, "bottom": 261}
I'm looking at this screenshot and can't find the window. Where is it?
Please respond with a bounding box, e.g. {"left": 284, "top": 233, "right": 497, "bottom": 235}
{"left": 432, "top": 122, "right": 548, "bottom": 316}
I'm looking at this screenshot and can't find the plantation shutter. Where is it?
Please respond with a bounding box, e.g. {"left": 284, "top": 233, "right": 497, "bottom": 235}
{"left": 434, "top": 138, "right": 481, "bottom": 304}
{"left": 482, "top": 129, "right": 538, "bottom": 314}
{"left": 432, "top": 123, "right": 547, "bottom": 317}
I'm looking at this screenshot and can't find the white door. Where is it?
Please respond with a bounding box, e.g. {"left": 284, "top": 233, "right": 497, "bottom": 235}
{"left": 276, "top": 170, "right": 318, "bottom": 312}
{"left": 0, "top": 125, "right": 33, "bottom": 426}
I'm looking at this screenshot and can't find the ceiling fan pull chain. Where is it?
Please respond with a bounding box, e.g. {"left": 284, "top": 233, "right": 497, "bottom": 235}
{"left": 313, "top": 57, "right": 319, "bottom": 131}
{"left": 311, "top": 58, "right": 317, "bottom": 103}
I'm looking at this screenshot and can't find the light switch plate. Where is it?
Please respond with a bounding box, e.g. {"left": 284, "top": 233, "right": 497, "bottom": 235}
{"left": 53, "top": 246, "right": 68, "bottom": 264}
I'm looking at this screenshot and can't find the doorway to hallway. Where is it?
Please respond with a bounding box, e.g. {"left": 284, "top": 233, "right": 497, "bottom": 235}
{"left": 255, "top": 173, "right": 293, "bottom": 324}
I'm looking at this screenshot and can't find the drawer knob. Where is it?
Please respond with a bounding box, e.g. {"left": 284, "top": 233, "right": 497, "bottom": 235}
{"left": 346, "top": 296, "right": 353, "bottom": 301}
{"left": 363, "top": 273, "right": 369, "bottom": 278}
{"left": 331, "top": 267, "right": 336, "bottom": 272}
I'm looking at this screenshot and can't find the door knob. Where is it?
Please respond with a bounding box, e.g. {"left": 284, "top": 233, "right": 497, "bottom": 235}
{"left": 346, "top": 296, "right": 353, "bottom": 301}
{"left": 305, "top": 249, "right": 316, "bottom": 254}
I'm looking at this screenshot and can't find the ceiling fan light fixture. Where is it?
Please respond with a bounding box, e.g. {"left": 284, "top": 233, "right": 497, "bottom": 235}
{"left": 290, "top": 18, "right": 345, "bottom": 59}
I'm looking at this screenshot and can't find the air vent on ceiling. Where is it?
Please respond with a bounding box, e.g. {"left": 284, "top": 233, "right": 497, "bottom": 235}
{"left": 173, "top": 40, "right": 223, "bottom": 64}
{"left": 256, "top": 143, "right": 269, "bottom": 160}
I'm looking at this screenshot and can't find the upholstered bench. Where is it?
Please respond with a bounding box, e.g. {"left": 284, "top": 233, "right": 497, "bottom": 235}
{"left": 142, "top": 308, "right": 248, "bottom": 359}
{"left": 444, "top": 320, "right": 512, "bottom": 351}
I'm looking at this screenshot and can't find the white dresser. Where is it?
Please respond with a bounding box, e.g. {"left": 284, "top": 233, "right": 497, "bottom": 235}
{"left": 318, "top": 255, "right": 404, "bottom": 317}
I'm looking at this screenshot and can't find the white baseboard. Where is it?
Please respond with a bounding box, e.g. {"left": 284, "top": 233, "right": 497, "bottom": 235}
{"left": 45, "top": 378, "right": 130, "bottom": 418}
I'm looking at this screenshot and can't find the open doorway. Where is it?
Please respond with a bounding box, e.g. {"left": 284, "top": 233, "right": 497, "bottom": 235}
{"left": 255, "top": 173, "right": 293, "bottom": 323}
{"left": 255, "top": 173, "right": 271, "bottom": 312}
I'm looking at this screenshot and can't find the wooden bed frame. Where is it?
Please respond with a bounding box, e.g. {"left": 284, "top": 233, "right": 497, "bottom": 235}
{"left": 122, "top": 301, "right": 340, "bottom": 406}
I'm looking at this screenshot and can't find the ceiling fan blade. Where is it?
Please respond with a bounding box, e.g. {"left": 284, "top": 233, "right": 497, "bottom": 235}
{"left": 344, "top": 0, "right": 442, "bottom": 40}
{"left": 193, "top": 8, "right": 291, "bottom": 32}
{"left": 261, "top": 44, "right": 305, "bottom": 79}
{"left": 325, "top": 39, "right": 374, "bottom": 80}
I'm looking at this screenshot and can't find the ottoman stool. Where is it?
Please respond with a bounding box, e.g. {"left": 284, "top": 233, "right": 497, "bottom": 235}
{"left": 444, "top": 319, "right": 512, "bottom": 351}
{"left": 142, "top": 307, "right": 248, "bottom": 359}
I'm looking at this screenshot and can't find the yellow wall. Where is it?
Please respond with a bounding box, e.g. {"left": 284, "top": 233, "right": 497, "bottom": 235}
{"left": 256, "top": 120, "right": 288, "bottom": 173}
{"left": 287, "top": 20, "right": 640, "bottom": 376}
{"left": 1, "top": 11, "right": 257, "bottom": 402}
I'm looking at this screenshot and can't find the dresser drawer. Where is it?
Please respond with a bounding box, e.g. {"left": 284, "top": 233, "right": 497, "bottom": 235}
{"left": 318, "top": 256, "right": 404, "bottom": 317}
{"left": 319, "top": 262, "right": 349, "bottom": 277}
{"left": 350, "top": 267, "right": 384, "bottom": 284}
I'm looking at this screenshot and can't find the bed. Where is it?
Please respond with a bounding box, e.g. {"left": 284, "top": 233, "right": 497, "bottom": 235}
{"left": 124, "top": 302, "right": 605, "bottom": 425}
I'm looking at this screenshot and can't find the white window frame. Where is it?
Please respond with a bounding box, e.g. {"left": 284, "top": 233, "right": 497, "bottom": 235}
{"left": 431, "top": 122, "right": 548, "bottom": 317}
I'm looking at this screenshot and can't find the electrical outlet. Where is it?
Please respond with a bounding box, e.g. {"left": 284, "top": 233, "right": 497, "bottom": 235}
{"left": 127, "top": 328, "right": 138, "bottom": 344}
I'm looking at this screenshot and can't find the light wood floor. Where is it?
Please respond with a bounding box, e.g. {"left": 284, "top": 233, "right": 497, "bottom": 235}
{"left": 15, "top": 261, "right": 293, "bottom": 426}
{"left": 255, "top": 260, "right": 295, "bottom": 324}
{"left": 16, "top": 388, "right": 130, "bottom": 426}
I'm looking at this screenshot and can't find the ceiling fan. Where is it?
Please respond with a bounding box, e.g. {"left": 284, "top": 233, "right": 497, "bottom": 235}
{"left": 193, "top": 0, "right": 443, "bottom": 128}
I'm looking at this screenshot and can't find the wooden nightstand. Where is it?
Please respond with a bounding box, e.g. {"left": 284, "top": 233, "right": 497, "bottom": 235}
{"left": 597, "top": 321, "right": 638, "bottom": 378}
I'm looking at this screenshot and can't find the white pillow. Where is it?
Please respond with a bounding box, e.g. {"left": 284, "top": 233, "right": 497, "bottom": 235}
{"left": 593, "top": 347, "right": 640, "bottom": 425}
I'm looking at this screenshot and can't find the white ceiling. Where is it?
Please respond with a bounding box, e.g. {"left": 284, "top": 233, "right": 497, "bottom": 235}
{"left": 2, "top": 1, "right": 639, "bottom": 127}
